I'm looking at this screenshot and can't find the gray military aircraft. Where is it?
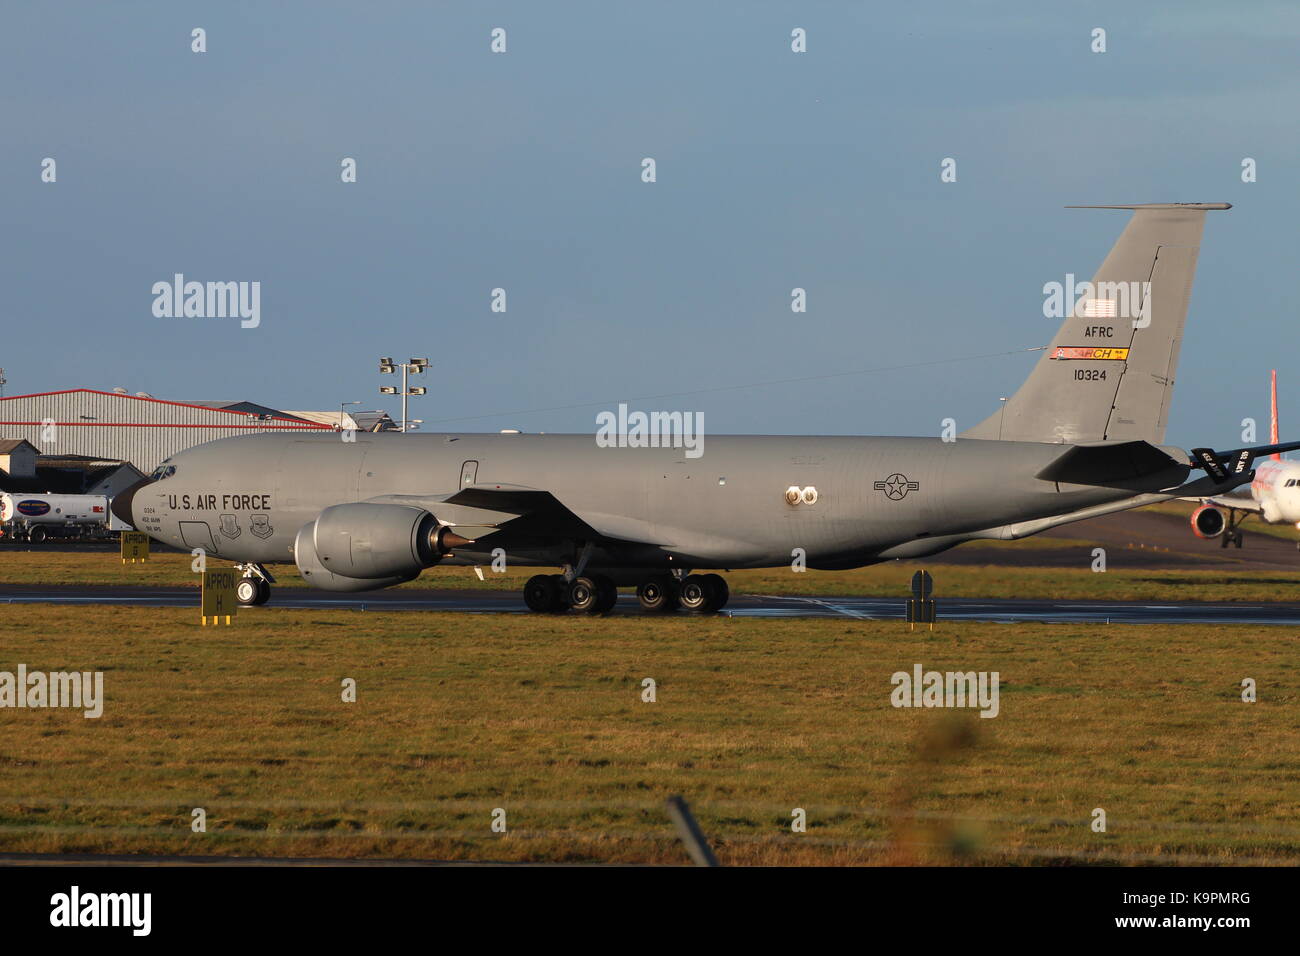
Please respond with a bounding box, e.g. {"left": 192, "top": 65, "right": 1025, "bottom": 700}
{"left": 113, "top": 203, "right": 1299, "bottom": 613}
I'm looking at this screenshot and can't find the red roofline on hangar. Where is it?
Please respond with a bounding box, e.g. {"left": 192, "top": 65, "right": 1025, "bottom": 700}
{"left": 0, "top": 389, "right": 333, "bottom": 428}
{"left": 0, "top": 422, "right": 332, "bottom": 429}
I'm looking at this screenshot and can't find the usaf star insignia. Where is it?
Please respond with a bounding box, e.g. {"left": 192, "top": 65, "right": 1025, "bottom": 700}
{"left": 874, "top": 473, "right": 920, "bottom": 500}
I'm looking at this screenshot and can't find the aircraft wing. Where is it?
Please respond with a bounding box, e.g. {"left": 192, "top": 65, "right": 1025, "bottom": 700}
{"left": 1199, "top": 494, "right": 1263, "bottom": 514}
{"left": 440, "top": 484, "right": 605, "bottom": 539}
{"left": 443, "top": 485, "right": 677, "bottom": 545}
{"left": 366, "top": 485, "right": 671, "bottom": 545}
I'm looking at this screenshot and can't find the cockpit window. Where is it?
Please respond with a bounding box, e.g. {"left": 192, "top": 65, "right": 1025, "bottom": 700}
{"left": 149, "top": 463, "right": 177, "bottom": 482}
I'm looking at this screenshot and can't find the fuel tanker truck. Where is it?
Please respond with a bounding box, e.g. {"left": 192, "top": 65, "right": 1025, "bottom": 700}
{"left": 0, "top": 493, "right": 132, "bottom": 543}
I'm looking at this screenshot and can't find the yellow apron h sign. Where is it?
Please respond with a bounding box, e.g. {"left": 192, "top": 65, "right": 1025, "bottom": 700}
{"left": 201, "top": 568, "right": 239, "bottom": 626}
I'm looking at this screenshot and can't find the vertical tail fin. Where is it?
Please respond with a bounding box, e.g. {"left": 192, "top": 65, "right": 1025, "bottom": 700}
{"left": 1271, "top": 369, "right": 1280, "bottom": 461}
{"left": 962, "top": 203, "right": 1230, "bottom": 443}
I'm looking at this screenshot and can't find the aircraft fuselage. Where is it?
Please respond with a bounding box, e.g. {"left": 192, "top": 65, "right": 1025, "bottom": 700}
{"left": 127, "top": 431, "right": 1157, "bottom": 573}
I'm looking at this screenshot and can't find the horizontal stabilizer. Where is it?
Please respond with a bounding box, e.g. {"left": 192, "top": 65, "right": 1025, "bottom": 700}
{"left": 1035, "top": 440, "right": 1188, "bottom": 486}
{"left": 1063, "top": 202, "right": 1232, "bottom": 211}
{"left": 1189, "top": 439, "right": 1300, "bottom": 481}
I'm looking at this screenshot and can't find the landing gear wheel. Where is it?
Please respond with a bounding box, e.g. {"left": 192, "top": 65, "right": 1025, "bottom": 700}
{"left": 592, "top": 574, "right": 618, "bottom": 614}
{"left": 568, "top": 575, "right": 618, "bottom": 615}
{"left": 701, "top": 573, "right": 729, "bottom": 611}
{"left": 678, "top": 574, "right": 721, "bottom": 614}
{"left": 524, "top": 574, "right": 564, "bottom": 613}
{"left": 28, "top": 527, "right": 46, "bottom": 544}
{"left": 549, "top": 575, "right": 572, "bottom": 611}
{"left": 637, "top": 575, "right": 677, "bottom": 612}
{"left": 236, "top": 577, "right": 270, "bottom": 606}
{"left": 567, "top": 576, "right": 596, "bottom": 612}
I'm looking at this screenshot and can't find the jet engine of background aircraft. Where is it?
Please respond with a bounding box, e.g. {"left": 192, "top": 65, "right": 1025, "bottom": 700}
{"left": 1185, "top": 371, "right": 1300, "bottom": 550}
{"left": 1190, "top": 503, "right": 1228, "bottom": 540}
{"left": 293, "top": 502, "right": 471, "bottom": 591}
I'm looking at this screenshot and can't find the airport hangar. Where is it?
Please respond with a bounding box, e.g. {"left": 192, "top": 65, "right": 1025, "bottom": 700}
{"left": 0, "top": 389, "right": 395, "bottom": 495}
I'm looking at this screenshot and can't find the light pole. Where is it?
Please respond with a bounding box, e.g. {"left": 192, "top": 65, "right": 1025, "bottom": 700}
{"left": 339, "top": 400, "right": 362, "bottom": 432}
{"left": 379, "top": 357, "right": 429, "bottom": 432}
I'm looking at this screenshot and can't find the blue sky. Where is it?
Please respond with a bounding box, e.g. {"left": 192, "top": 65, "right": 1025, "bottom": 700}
{"left": 3, "top": 1, "right": 1298, "bottom": 447}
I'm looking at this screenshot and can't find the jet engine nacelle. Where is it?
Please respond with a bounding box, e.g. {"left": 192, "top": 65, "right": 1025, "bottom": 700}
{"left": 294, "top": 502, "right": 469, "bottom": 591}
{"left": 1190, "top": 503, "right": 1226, "bottom": 538}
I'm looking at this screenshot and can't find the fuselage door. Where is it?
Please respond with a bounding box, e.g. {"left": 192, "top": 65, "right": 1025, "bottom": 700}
{"left": 460, "top": 460, "right": 479, "bottom": 487}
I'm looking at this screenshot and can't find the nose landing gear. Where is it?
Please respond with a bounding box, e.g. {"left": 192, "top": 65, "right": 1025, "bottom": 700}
{"left": 235, "top": 563, "right": 274, "bottom": 606}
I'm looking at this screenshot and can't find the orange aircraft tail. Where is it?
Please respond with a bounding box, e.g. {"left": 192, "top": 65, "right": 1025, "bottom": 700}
{"left": 1271, "top": 369, "right": 1280, "bottom": 461}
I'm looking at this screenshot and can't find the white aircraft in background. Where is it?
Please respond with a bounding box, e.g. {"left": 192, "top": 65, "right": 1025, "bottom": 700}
{"left": 1191, "top": 370, "right": 1300, "bottom": 548}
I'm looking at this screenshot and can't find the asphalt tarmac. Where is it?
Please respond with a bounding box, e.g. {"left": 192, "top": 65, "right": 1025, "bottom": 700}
{"left": 4, "top": 583, "right": 1300, "bottom": 625}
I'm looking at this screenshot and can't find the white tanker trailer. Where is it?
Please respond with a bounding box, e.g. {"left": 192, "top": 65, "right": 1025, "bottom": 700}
{"left": 0, "top": 493, "right": 131, "bottom": 543}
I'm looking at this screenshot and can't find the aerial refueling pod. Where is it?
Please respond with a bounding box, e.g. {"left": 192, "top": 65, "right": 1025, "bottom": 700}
{"left": 293, "top": 502, "right": 473, "bottom": 591}
{"left": 1190, "top": 503, "right": 1226, "bottom": 538}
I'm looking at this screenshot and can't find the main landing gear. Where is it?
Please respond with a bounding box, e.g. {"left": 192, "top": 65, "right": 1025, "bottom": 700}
{"left": 235, "top": 563, "right": 274, "bottom": 606}
{"left": 523, "top": 573, "right": 616, "bottom": 614}
{"left": 1215, "top": 508, "right": 1249, "bottom": 548}
{"left": 635, "top": 575, "right": 678, "bottom": 612}
{"left": 521, "top": 571, "right": 730, "bottom": 615}
{"left": 676, "top": 573, "right": 729, "bottom": 614}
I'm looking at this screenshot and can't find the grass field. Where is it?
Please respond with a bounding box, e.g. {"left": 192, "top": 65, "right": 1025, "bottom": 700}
{"left": 1, "top": 605, "right": 1296, "bottom": 865}
{"left": 5, "top": 548, "right": 1300, "bottom": 602}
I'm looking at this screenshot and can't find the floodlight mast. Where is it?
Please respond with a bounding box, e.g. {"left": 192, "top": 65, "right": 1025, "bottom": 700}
{"left": 378, "top": 357, "right": 429, "bottom": 432}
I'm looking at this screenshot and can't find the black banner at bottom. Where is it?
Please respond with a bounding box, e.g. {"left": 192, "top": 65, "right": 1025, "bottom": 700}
{"left": 0, "top": 862, "right": 1283, "bottom": 941}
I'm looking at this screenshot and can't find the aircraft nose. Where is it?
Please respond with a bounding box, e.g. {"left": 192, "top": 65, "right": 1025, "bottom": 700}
{"left": 110, "top": 477, "right": 153, "bottom": 527}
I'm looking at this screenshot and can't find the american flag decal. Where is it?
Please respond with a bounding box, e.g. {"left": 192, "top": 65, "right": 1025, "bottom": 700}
{"left": 1077, "top": 298, "right": 1117, "bottom": 317}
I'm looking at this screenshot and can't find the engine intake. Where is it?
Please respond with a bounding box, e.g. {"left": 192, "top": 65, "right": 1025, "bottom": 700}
{"left": 1190, "top": 503, "right": 1226, "bottom": 538}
